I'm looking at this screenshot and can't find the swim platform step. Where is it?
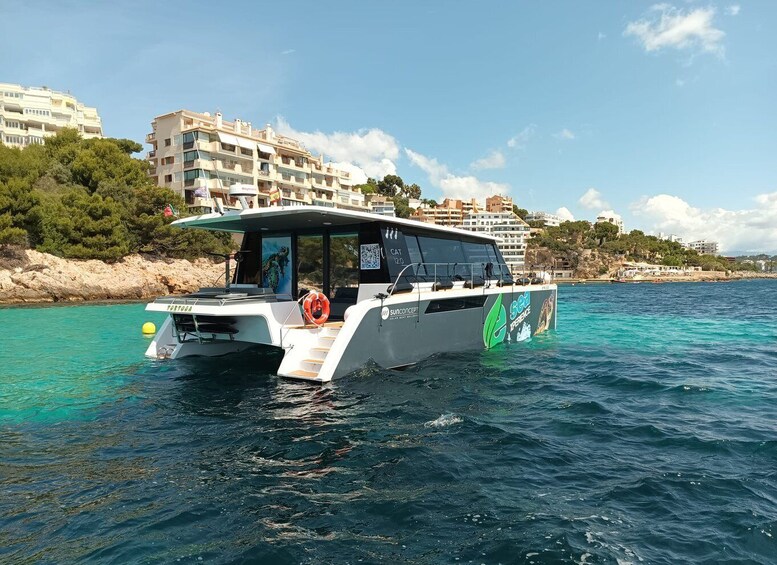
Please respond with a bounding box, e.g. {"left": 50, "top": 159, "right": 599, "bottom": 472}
{"left": 285, "top": 369, "right": 320, "bottom": 379}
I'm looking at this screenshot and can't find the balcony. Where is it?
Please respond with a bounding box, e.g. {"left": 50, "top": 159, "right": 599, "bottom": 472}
{"left": 146, "top": 132, "right": 155, "bottom": 143}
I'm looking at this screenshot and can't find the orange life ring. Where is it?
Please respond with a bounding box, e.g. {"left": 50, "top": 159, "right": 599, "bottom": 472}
{"left": 303, "top": 291, "right": 330, "bottom": 326}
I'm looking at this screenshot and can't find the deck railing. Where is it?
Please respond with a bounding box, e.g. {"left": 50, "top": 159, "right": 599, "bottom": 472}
{"left": 388, "top": 261, "right": 532, "bottom": 298}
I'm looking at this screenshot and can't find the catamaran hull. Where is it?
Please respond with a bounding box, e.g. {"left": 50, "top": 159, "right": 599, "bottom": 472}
{"left": 145, "top": 285, "right": 556, "bottom": 382}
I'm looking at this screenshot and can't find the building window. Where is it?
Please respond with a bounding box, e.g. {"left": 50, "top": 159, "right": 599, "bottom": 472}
{"left": 162, "top": 156, "right": 175, "bottom": 165}
{"left": 164, "top": 174, "right": 172, "bottom": 183}
{"left": 164, "top": 138, "right": 171, "bottom": 147}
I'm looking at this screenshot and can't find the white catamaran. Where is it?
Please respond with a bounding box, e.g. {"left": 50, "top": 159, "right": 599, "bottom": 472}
{"left": 145, "top": 204, "right": 557, "bottom": 382}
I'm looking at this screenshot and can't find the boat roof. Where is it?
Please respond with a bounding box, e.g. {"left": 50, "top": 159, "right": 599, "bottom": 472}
{"left": 172, "top": 205, "right": 499, "bottom": 241}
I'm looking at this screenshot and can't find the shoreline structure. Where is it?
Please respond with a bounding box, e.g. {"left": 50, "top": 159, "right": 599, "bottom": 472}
{"left": 1, "top": 249, "right": 775, "bottom": 306}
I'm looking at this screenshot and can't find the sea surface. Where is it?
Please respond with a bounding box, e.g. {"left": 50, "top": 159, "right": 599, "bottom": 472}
{"left": 1, "top": 280, "right": 776, "bottom": 564}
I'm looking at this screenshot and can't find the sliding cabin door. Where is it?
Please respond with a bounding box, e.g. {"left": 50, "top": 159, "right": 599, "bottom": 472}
{"left": 296, "top": 234, "right": 324, "bottom": 298}
{"left": 328, "top": 232, "right": 359, "bottom": 319}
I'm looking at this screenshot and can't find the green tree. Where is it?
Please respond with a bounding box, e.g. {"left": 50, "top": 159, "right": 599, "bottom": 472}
{"left": 593, "top": 221, "right": 619, "bottom": 246}
{"left": 0, "top": 178, "right": 42, "bottom": 246}
{"left": 512, "top": 205, "right": 529, "bottom": 220}
{"left": 38, "top": 189, "right": 131, "bottom": 261}
{"left": 377, "top": 174, "right": 404, "bottom": 196}
{"left": 70, "top": 138, "right": 151, "bottom": 194}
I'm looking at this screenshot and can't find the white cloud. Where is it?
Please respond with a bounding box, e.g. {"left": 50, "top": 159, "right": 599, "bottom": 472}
{"left": 507, "top": 125, "right": 536, "bottom": 149}
{"left": 405, "top": 148, "right": 510, "bottom": 201}
{"left": 556, "top": 207, "right": 575, "bottom": 221}
{"left": 726, "top": 5, "right": 740, "bottom": 16}
{"left": 579, "top": 188, "right": 610, "bottom": 210}
{"left": 470, "top": 150, "right": 506, "bottom": 170}
{"left": 675, "top": 78, "right": 685, "bottom": 87}
{"left": 598, "top": 32, "right": 607, "bottom": 41}
{"left": 281, "top": 49, "right": 296, "bottom": 55}
{"left": 624, "top": 4, "right": 725, "bottom": 56}
{"left": 273, "top": 117, "right": 399, "bottom": 180}
{"left": 632, "top": 192, "right": 777, "bottom": 253}
{"left": 553, "top": 128, "right": 576, "bottom": 140}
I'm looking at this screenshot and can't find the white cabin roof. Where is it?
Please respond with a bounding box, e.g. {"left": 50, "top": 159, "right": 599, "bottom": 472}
{"left": 172, "top": 205, "right": 499, "bottom": 242}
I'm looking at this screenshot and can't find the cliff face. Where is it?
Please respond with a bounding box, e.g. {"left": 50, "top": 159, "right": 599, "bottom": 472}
{"left": 0, "top": 248, "right": 224, "bottom": 305}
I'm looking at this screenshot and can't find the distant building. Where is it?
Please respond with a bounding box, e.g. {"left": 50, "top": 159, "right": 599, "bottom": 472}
{"left": 485, "top": 194, "right": 513, "bottom": 213}
{"left": 461, "top": 211, "right": 530, "bottom": 273}
{"left": 0, "top": 82, "right": 102, "bottom": 148}
{"left": 367, "top": 195, "right": 395, "bottom": 217}
{"left": 147, "top": 109, "right": 366, "bottom": 211}
{"left": 525, "top": 211, "right": 562, "bottom": 227}
{"left": 658, "top": 233, "right": 684, "bottom": 244}
{"left": 686, "top": 240, "right": 719, "bottom": 255}
{"left": 411, "top": 198, "right": 480, "bottom": 227}
{"left": 595, "top": 211, "right": 624, "bottom": 234}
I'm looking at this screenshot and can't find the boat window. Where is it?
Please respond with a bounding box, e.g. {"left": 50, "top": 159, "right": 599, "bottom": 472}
{"left": 236, "top": 232, "right": 262, "bottom": 284}
{"left": 463, "top": 241, "right": 490, "bottom": 279}
{"left": 404, "top": 234, "right": 425, "bottom": 277}
{"left": 417, "top": 235, "right": 466, "bottom": 279}
{"left": 297, "top": 234, "right": 324, "bottom": 297}
{"left": 329, "top": 232, "right": 359, "bottom": 319}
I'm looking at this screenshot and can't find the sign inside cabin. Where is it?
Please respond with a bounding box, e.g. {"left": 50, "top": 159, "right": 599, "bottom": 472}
{"left": 382, "top": 226, "right": 410, "bottom": 276}
{"left": 360, "top": 243, "right": 381, "bottom": 270}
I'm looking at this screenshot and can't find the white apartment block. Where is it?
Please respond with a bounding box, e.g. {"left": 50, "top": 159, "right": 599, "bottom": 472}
{"left": 0, "top": 83, "right": 102, "bottom": 148}
{"left": 686, "top": 240, "right": 719, "bottom": 255}
{"left": 596, "top": 211, "right": 624, "bottom": 234}
{"left": 367, "top": 195, "right": 396, "bottom": 217}
{"left": 525, "top": 211, "right": 562, "bottom": 227}
{"left": 147, "top": 109, "right": 367, "bottom": 212}
{"left": 461, "top": 211, "right": 530, "bottom": 273}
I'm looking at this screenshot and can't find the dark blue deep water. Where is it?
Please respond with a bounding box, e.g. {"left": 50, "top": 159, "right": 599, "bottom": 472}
{"left": 1, "top": 280, "right": 777, "bottom": 564}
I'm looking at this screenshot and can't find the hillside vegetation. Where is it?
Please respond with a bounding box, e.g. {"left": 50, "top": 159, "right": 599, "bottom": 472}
{"left": 529, "top": 220, "right": 739, "bottom": 274}
{"left": 0, "top": 129, "right": 232, "bottom": 261}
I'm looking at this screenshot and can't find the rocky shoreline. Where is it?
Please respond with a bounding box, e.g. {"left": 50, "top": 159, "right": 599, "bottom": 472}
{"left": 0, "top": 248, "right": 224, "bottom": 305}
{"left": 1, "top": 248, "right": 775, "bottom": 307}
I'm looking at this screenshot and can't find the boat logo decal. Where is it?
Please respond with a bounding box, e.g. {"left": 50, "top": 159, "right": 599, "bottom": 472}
{"left": 382, "top": 305, "right": 418, "bottom": 320}
{"left": 483, "top": 294, "right": 507, "bottom": 349}
{"left": 167, "top": 305, "right": 193, "bottom": 312}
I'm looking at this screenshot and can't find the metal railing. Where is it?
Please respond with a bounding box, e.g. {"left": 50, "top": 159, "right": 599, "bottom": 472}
{"left": 279, "top": 291, "right": 313, "bottom": 349}
{"left": 388, "top": 262, "right": 526, "bottom": 298}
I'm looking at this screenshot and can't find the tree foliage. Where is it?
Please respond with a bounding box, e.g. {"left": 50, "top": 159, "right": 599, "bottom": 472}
{"left": 533, "top": 220, "right": 732, "bottom": 271}
{"left": 0, "top": 129, "right": 232, "bottom": 261}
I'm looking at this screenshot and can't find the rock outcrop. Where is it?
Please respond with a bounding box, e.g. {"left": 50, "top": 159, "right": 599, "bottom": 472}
{"left": 0, "top": 247, "right": 225, "bottom": 305}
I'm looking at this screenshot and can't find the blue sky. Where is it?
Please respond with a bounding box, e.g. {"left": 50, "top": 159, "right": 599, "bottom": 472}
{"left": 3, "top": 1, "right": 776, "bottom": 252}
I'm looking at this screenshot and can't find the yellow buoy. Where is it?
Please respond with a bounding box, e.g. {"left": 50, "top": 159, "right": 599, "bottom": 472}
{"left": 142, "top": 322, "right": 156, "bottom": 335}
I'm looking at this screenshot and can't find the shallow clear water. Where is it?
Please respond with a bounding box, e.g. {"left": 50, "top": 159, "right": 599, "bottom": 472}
{"left": 1, "top": 281, "right": 776, "bottom": 564}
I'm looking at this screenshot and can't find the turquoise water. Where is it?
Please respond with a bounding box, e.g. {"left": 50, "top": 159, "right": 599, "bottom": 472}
{"left": 1, "top": 281, "right": 776, "bottom": 563}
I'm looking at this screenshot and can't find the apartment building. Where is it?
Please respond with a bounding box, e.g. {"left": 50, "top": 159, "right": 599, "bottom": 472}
{"left": 485, "top": 194, "right": 513, "bottom": 213}
{"left": 367, "top": 195, "right": 396, "bottom": 217}
{"left": 411, "top": 198, "right": 480, "bottom": 226}
{"left": 596, "top": 211, "right": 624, "bottom": 234}
{"left": 686, "top": 240, "right": 719, "bottom": 255}
{"left": 147, "top": 109, "right": 366, "bottom": 211}
{"left": 525, "top": 211, "right": 562, "bottom": 227}
{"left": 0, "top": 82, "right": 102, "bottom": 148}
{"left": 460, "top": 211, "right": 530, "bottom": 273}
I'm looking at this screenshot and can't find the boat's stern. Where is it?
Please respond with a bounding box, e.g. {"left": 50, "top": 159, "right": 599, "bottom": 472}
{"left": 144, "top": 292, "right": 303, "bottom": 360}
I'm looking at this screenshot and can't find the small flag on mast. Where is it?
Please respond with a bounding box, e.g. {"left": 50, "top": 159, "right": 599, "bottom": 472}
{"left": 163, "top": 204, "right": 178, "bottom": 217}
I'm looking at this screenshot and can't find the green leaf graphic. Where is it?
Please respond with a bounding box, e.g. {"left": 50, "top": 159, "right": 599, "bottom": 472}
{"left": 483, "top": 294, "right": 507, "bottom": 349}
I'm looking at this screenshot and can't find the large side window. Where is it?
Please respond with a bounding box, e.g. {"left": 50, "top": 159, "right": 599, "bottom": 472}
{"left": 236, "top": 232, "right": 262, "bottom": 284}
{"left": 404, "top": 234, "right": 425, "bottom": 277}
{"left": 417, "top": 236, "right": 466, "bottom": 280}
{"left": 463, "top": 241, "right": 490, "bottom": 279}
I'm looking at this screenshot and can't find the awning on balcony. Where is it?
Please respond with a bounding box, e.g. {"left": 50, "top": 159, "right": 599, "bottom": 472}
{"left": 216, "top": 132, "right": 239, "bottom": 145}
{"left": 257, "top": 143, "right": 276, "bottom": 155}
{"left": 234, "top": 136, "right": 254, "bottom": 150}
